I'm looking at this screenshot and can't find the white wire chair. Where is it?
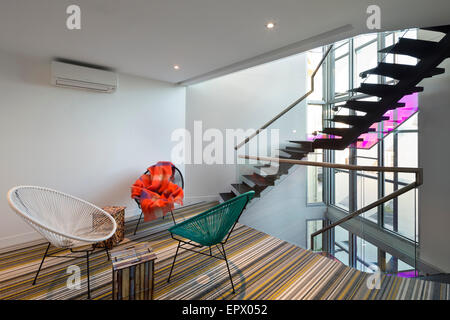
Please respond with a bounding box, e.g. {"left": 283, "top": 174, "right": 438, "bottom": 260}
{"left": 7, "top": 186, "right": 117, "bottom": 299}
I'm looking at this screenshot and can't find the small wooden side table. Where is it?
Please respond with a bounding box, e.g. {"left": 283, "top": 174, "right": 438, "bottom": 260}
{"left": 111, "top": 242, "right": 157, "bottom": 300}
{"left": 97, "top": 206, "right": 126, "bottom": 250}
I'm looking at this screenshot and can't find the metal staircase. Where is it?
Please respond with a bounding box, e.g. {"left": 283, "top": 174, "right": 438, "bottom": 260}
{"left": 220, "top": 24, "right": 450, "bottom": 204}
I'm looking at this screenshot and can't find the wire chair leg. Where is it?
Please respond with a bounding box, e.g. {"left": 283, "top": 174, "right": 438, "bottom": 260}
{"left": 170, "top": 210, "right": 176, "bottom": 224}
{"left": 167, "top": 242, "right": 181, "bottom": 283}
{"left": 221, "top": 243, "right": 235, "bottom": 294}
{"left": 104, "top": 242, "right": 110, "bottom": 261}
{"left": 133, "top": 212, "right": 143, "bottom": 235}
{"left": 32, "top": 242, "right": 51, "bottom": 285}
{"left": 86, "top": 251, "right": 91, "bottom": 300}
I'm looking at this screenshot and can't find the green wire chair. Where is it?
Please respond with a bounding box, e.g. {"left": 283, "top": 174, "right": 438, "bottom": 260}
{"left": 167, "top": 191, "right": 254, "bottom": 293}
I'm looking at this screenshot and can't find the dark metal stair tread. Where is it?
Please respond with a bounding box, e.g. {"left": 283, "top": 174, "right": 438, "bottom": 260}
{"left": 377, "top": 116, "right": 390, "bottom": 121}
{"left": 277, "top": 156, "right": 295, "bottom": 162}
{"left": 254, "top": 163, "right": 290, "bottom": 170}
{"left": 287, "top": 140, "right": 313, "bottom": 151}
{"left": 342, "top": 100, "right": 405, "bottom": 113}
{"left": 350, "top": 83, "right": 424, "bottom": 97}
{"left": 360, "top": 62, "right": 445, "bottom": 80}
{"left": 379, "top": 38, "right": 440, "bottom": 60}
{"left": 219, "top": 192, "right": 236, "bottom": 202}
{"left": 257, "top": 162, "right": 294, "bottom": 175}
{"left": 243, "top": 174, "right": 274, "bottom": 187}
{"left": 330, "top": 115, "right": 369, "bottom": 126}
{"left": 261, "top": 173, "right": 283, "bottom": 181}
{"left": 288, "top": 140, "right": 312, "bottom": 144}
{"left": 280, "top": 147, "right": 307, "bottom": 154}
{"left": 285, "top": 146, "right": 311, "bottom": 152}
{"left": 421, "top": 24, "right": 450, "bottom": 34}
{"left": 321, "top": 127, "right": 360, "bottom": 137}
{"left": 281, "top": 151, "right": 307, "bottom": 159}
{"left": 281, "top": 151, "right": 307, "bottom": 161}
{"left": 231, "top": 184, "right": 260, "bottom": 197}
{"left": 254, "top": 163, "right": 271, "bottom": 169}
{"left": 312, "top": 138, "right": 346, "bottom": 150}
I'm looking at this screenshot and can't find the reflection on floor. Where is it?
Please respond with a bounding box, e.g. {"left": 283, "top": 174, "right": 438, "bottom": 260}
{"left": 0, "top": 202, "right": 448, "bottom": 300}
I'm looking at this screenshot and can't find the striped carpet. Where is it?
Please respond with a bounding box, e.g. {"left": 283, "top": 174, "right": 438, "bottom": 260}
{"left": 0, "top": 202, "right": 449, "bottom": 300}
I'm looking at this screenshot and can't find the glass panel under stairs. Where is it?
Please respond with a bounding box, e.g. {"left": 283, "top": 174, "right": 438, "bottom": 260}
{"left": 233, "top": 46, "right": 324, "bottom": 198}
{"left": 312, "top": 186, "right": 420, "bottom": 280}
{"left": 233, "top": 111, "right": 302, "bottom": 197}
{"left": 359, "top": 160, "right": 417, "bottom": 275}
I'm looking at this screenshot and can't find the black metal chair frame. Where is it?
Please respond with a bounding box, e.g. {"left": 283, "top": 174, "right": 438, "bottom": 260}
{"left": 167, "top": 195, "right": 251, "bottom": 294}
{"left": 32, "top": 241, "right": 110, "bottom": 299}
{"left": 133, "top": 165, "right": 184, "bottom": 235}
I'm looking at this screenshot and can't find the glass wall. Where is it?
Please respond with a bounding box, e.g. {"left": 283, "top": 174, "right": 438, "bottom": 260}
{"left": 334, "top": 226, "right": 350, "bottom": 266}
{"left": 356, "top": 236, "right": 378, "bottom": 272}
{"left": 333, "top": 40, "right": 350, "bottom": 97}
{"left": 306, "top": 48, "right": 326, "bottom": 205}
{"left": 306, "top": 219, "right": 324, "bottom": 251}
{"left": 307, "top": 151, "right": 323, "bottom": 204}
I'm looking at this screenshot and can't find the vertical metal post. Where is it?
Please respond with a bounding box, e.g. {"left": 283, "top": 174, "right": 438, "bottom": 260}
{"left": 348, "top": 149, "right": 358, "bottom": 268}
{"left": 151, "top": 261, "right": 155, "bottom": 300}
{"left": 326, "top": 44, "right": 336, "bottom": 258}
{"left": 348, "top": 37, "right": 358, "bottom": 268}
{"left": 378, "top": 139, "right": 385, "bottom": 227}
{"left": 378, "top": 32, "right": 386, "bottom": 230}
{"left": 86, "top": 251, "right": 91, "bottom": 299}
{"left": 378, "top": 248, "right": 386, "bottom": 272}
{"left": 393, "top": 127, "right": 399, "bottom": 232}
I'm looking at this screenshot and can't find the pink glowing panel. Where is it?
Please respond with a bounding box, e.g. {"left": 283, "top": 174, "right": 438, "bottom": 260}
{"left": 308, "top": 93, "right": 418, "bottom": 149}
{"left": 387, "top": 270, "right": 419, "bottom": 278}
{"left": 355, "top": 92, "right": 418, "bottom": 149}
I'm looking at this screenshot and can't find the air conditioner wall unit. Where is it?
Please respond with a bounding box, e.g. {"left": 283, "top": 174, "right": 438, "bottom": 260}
{"left": 51, "top": 61, "right": 117, "bottom": 93}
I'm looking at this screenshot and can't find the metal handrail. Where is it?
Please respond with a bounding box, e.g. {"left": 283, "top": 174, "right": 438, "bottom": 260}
{"left": 310, "top": 181, "right": 418, "bottom": 250}
{"left": 239, "top": 155, "right": 422, "bottom": 175}
{"left": 234, "top": 45, "right": 333, "bottom": 151}
{"left": 238, "top": 155, "right": 422, "bottom": 252}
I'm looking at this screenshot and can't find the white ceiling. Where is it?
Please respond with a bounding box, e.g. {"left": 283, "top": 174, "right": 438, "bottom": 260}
{"left": 0, "top": 0, "right": 449, "bottom": 85}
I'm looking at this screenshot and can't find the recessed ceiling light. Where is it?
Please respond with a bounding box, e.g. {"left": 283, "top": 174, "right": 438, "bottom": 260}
{"left": 173, "top": 65, "right": 180, "bottom": 70}
{"left": 266, "top": 22, "right": 275, "bottom": 29}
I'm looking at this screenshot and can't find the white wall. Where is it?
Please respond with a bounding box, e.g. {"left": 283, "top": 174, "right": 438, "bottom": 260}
{"left": 185, "top": 53, "right": 308, "bottom": 200}
{"left": 418, "top": 35, "right": 450, "bottom": 272}
{"left": 184, "top": 52, "right": 328, "bottom": 247}
{"left": 0, "top": 50, "right": 185, "bottom": 248}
